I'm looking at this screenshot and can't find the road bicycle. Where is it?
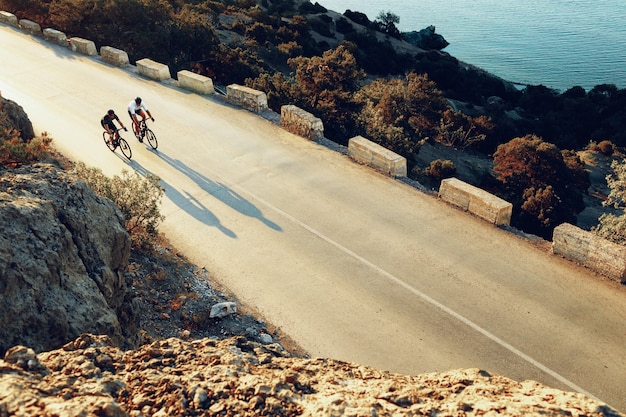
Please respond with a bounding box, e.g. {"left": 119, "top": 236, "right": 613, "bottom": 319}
{"left": 135, "top": 117, "right": 158, "bottom": 150}
{"left": 103, "top": 127, "right": 132, "bottom": 160}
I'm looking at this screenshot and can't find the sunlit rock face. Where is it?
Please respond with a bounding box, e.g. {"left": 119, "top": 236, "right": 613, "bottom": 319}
{"left": 0, "top": 164, "right": 137, "bottom": 355}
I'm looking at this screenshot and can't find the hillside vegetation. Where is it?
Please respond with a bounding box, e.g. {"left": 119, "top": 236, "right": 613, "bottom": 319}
{"left": 2, "top": 0, "right": 626, "bottom": 239}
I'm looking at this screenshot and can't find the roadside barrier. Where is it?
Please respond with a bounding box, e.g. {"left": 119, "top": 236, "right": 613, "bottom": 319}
{"left": 348, "top": 136, "right": 407, "bottom": 178}
{"left": 438, "top": 177, "right": 512, "bottom": 226}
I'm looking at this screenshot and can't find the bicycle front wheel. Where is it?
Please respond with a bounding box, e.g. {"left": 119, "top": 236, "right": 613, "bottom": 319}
{"left": 103, "top": 132, "right": 116, "bottom": 151}
{"left": 145, "top": 129, "right": 158, "bottom": 150}
{"left": 118, "top": 137, "right": 132, "bottom": 160}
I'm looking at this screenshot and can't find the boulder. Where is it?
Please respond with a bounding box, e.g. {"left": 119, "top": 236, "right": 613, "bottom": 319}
{"left": 0, "top": 94, "right": 35, "bottom": 140}
{"left": 0, "top": 164, "right": 137, "bottom": 355}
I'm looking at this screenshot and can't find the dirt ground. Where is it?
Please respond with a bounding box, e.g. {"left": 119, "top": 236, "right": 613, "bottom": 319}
{"left": 127, "top": 238, "right": 309, "bottom": 358}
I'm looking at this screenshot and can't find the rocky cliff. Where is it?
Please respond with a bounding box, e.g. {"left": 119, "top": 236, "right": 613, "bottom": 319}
{"left": 0, "top": 163, "right": 139, "bottom": 355}
{"left": 1, "top": 334, "right": 621, "bottom": 417}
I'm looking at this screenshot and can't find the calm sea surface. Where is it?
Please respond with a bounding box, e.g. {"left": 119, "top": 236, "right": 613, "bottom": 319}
{"left": 316, "top": 0, "right": 626, "bottom": 91}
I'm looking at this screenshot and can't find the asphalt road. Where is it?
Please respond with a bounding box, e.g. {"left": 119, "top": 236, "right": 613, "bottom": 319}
{"left": 1, "top": 24, "right": 625, "bottom": 412}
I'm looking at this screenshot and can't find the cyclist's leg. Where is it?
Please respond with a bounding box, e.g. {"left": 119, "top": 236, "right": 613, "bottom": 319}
{"left": 104, "top": 122, "right": 115, "bottom": 143}
{"left": 129, "top": 111, "right": 139, "bottom": 135}
{"left": 138, "top": 110, "right": 146, "bottom": 127}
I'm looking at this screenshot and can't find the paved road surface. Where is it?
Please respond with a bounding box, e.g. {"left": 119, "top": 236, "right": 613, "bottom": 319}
{"left": 1, "top": 24, "right": 625, "bottom": 411}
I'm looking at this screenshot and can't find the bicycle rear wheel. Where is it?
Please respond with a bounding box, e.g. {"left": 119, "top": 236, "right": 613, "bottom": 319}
{"left": 118, "top": 137, "right": 132, "bottom": 160}
{"left": 103, "top": 132, "right": 116, "bottom": 151}
{"left": 145, "top": 128, "right": 158, "bottom": 150}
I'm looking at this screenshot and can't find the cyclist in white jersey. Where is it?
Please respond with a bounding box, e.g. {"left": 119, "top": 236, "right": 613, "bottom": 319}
{"left": 127, "top": 97, "right": 154, "bottom": 141}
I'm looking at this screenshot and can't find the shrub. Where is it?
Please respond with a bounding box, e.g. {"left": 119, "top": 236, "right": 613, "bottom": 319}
{"left": 598, "top": 140, "right": 614, "bottom": 155}
{"left": 356, "top": 72, "right": 448, "bottom": 158}
{"left": 74, "top": 162, "right": 165, "bottom": 250}
{"left": 245, "top": 22, "right": 273, "bottom": 44}
{"left": 594, "top": 159, "right": 626, "bottom": 245}
{"left": 435, "top": 109, "right": 493, "bottom": 149}
{"left": 492, "top": 134, "right": 589, "bottom": 238}
{"left": 0, "top": 133, "right": 52, "bottom": 168}
{"left": 276, "top": 41, "right": 303, "bottom": 58}
{"left": 425, "top": 159, "right": 456, "bottom": 181}
{"left": 335, "top": 17, "right": 354, "bottom": 34}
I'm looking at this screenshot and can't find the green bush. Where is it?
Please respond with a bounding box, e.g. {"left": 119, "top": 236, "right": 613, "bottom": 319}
{"left": 425, "top": 159, "right": 456, "bottom": 181}
{"left": 0, "top": 103, "right": 52, "bottom": 167}
{"left": 74, "top": 162, "right": 165, "bottom": 250}
{"left": 0, "top": 133, "right": 52, "bottom": 168}
{"left": 594, "top": 159, "right": 626, "bottom": 245}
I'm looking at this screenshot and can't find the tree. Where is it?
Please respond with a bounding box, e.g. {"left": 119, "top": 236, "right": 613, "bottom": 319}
{"left": 492, "top": 134, "right": 589, "bottom": 238}
{"left": 375, "top": 11, "right": 401, "bottom": 38}
{"left": 286, "top": 44, "right": 366, "bottom": 142}
{"left": 355, "top": 72, "right": 448, "bottom": 158}
{"left": 593, "top": 159, "right": 626, "bottom": 245}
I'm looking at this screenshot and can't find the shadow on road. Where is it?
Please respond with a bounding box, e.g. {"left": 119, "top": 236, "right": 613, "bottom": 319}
{"left": 152, "top": 152, "right": 282, "bottom": 234}
{"left": 158, "top": 152, "right": 282, "bottom": 231}
{"left": 125, "top": 156, "right": 236, "bottom": 237}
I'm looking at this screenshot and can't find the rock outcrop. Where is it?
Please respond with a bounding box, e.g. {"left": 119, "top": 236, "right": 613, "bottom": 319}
{"left": 404, "top": 25, "right": 450, "bottom": 50}
{"left": 0, "top": 334, "right": 621, "bottom": 417}
{"left": 0, "top": 93, "right": 35, "bottom": 140}
{"left": 0, "top": 164, "right": 138, "bottom": 355}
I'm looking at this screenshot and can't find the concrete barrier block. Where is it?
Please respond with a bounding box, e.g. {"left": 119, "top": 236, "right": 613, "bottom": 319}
{"left": 43, "top": 28, "right": 68, "bottom": 46}
{"left": 178, "top": 70, "right": 214, "bottom": 95}
{"left": 348, "top": 136, "right": 407, "bottom": 178}
{"left": 553, "top": 223, "right": 626, "bottom": 283}
{"left": 439, "top": 177, "right": 512, "bottom": 225}
{"left": 69, "top": 37, "right": 97, "bottom": 55}
{"left": 136, "top": 58, "right": 171, "bottom": 81}
{"left": 0, "top": 11, "right": 18, "bottom": 26}
{"left": 18, "top": 19, "right": 41, "bottom": 35}
{"left": 100, "top": 46, "right": 129, "bottom": 67}
{"left": 280, "top": 104, "right": 324, "bottom": 140}
{"left": 552, "top": 223, "right": 591, "bottom": 260}
{"left": 226, "top": 84, "right": 268, "bottom": 113}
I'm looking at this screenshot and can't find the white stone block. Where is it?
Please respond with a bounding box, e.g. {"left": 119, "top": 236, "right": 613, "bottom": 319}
{"left": 18, "top": 19, "right": 41, "bottom": 35}
{"left": 136, "top": 58, "right": 171, "bottom": 81}
{"left": 100, "top": 46, "right": 129, "bottom": 67}
{"left": 348, "top": 135, "right": 407, "bottom": 178}
{"left": 227, "top": 84, "right": 268, "bottom": 113}
{"left": 438, "top": 177, "right": 512, "bottom": 225}
{"left": 553, "top": 223, "right": 626, "bottom": 283}
{"left": 69, "top": 37, "right": 97, "bottom": 55}
{"left": 178, "top": 70, "right": 214, "bottom": 95}
{"left": 0, "top": 11, "right": 18, "bottom": 27}
{"left": 209, "top": 302, "right": 237, "bottom": 318}
{"left": 43, "top": 28, "right": 68, "bottom": 46}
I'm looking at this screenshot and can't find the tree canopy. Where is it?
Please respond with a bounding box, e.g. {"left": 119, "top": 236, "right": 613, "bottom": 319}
{"left": 492, "top": 134, "right": 589, "bottom": 238}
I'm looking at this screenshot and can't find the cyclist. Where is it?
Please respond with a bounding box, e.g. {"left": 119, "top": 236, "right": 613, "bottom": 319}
{"left": 127, "top": 96, "right": 154, "bottom": 142}
{"left": 101, "top": 109, "right": 126, "bottom": 145}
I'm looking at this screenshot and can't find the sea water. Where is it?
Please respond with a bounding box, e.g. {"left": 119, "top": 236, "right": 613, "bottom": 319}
{"left": 316, "top": 0, "right": 626, "bottom": 92}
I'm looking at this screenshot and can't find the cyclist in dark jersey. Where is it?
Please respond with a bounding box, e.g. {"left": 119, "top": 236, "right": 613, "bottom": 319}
{"left": 101, "top": 109, "right": 126, "bottom": 144}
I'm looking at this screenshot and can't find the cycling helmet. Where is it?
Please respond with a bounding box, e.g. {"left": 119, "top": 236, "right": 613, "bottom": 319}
{"left": 135, "top": 97, "right": 142, "bottom": 104}
{"left": 107, "top": 109, "right": 115, "bottom": 115}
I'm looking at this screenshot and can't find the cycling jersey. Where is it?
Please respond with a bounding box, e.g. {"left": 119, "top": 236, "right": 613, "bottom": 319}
{"left": 101, "top": 114, "right": 119, "bottom": 129}
{"left": 128, "top": 100, "right": 148, "bottom": 115}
